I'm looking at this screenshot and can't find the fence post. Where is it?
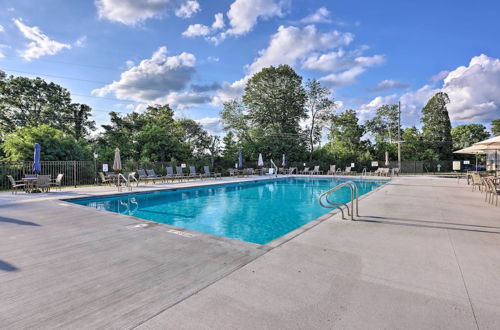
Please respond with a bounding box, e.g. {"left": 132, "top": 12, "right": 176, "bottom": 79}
{"left": 73, "top": 160, "right": 77, "bottom": 187}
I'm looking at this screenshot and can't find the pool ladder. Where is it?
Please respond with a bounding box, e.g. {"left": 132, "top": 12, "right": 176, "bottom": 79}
{"left": 117, "top": 173, "right": 138, "bottom": 192}
{"left": 318, "top": 181, "right": 359, "bottom": 220}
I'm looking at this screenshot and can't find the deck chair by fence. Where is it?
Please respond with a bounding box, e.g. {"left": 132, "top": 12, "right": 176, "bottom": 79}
{"left": 311, "top": 166, "right": 323, "bottom": 175}
{"left": 137, "top": 169, "right": 157, "bottom": 184}
{"left": 204, "top": 166, "right": 221, "bottom": 179}
{"left": 99, "top": 172, "right": 112, "bottom": 185}
{"left": 146, "top": 169, "right": 166, "bottom": 183}
{"left": 288, "top": 167, "right": 297, "bottom": 174}
{"left": 176, "top": 166, "right": 187, "bottom": 181}
{"left": 7, "top": 175, "right": 25, "bottom": 194}
{"left": 327, "top": 165, "right": 336, "bottom": 175}
{"left": 165, "top": 167, "right": 179, "bottom": 182}
{"left": 189, "top": 166, "right": 202, "bottom": 179}
{"left": 50, "top": 173, "right": 64, "bottom": 191}
{"left": 342, "top": 167, "right": 352, "bottom": 175}
{"left": 299, "top": 167, "right": 310, "bottom": 175}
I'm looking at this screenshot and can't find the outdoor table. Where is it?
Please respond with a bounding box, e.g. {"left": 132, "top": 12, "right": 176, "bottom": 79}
{"left": 22, "top": 177, "right": 38, "bottom": 193}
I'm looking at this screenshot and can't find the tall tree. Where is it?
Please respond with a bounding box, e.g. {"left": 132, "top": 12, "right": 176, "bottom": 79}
{"left": 451, "top": 124, "right": 490, "bottom": 150}
{"left": 70, "top": 104, "right": 96, "bottom": 140}
{"left": 365, "top": 104, "right": 400, "bottom": 143}
{"left": 421, "top": 92, "right": 453, "bottom": 159}
{"left": 491, "top": 119, "right": 500, "bottom": 136}
{"left": 304, "top": 79, "right": 335, "bottom": 161}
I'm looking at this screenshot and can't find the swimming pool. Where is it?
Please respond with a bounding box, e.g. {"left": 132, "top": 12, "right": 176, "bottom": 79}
{"left": 70, "top": 177, "right": 387, "bottom": 244}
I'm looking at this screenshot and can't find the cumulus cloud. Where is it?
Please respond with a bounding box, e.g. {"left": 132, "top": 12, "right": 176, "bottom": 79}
{"left": 358, "top": 94, "right": 397, "bottom": 119}
{"left": 92, "top": 46, "right": 197, "bottom": 103}
{"left": 442, "top": 54, "right": 500, "bottom": 122}
{"left": 13, "top": 19, "right": 71, "bottom": 61}
{"left": 247, "top": 25, "right": 353, "bottom": 75}
{"left": 182, "top": 13, "right": 224, "bottom": 39}
{"left": 211, "top": 78, "right": 246, "bottom": 105}
{"left": 165, "top": 91, "right": 211, "bottom": 109}
{"left": 0, "top": 25, "right": 4, "bottom": 33}
{"left": 368, "top": 79, "right": 409, "bottom": 92}
{"left": 225, "top": 0, "right": 288, "bottom": 36}
{"left": 300, "top": 7, "right": 331, "bottom": 24}
{"left": 430, "top": 70, "right": 449, "bottom": 83}
{"left": 175, "top": 0, "right": 200, "bottom": 18}
{"left": 319, "top": 55, "right": 384, "bottom": 87}
{"left": 95, "top": 0, "right": 170, "bottom": 25}
{"left": 196, "top": 117, "right": 225, "bottom": 135}
{"left": 74, "top": 36, "right": 87, "bottom": 47}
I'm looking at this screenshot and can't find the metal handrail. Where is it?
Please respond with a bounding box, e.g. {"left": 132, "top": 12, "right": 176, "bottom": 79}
{"left": 361, "top": 168, "right": 367, "bottom": 179}
{"left": 117, "top": 173, "right": 133, "bottom": 192}
{"left": 270, "top": 159, "right": 278, "bottom": 177}
{"left": 318, "top": 181, "right": 359, "bottom": 220}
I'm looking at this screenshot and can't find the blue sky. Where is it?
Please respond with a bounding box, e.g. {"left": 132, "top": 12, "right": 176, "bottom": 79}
{"left": 1, "top": 0, "right": 499, "bottom": 134}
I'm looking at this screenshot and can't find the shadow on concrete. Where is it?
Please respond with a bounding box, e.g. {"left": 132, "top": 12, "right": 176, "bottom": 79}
{"left": 0, "top": 216, "right": 40, "bottom": 226}
{"left": 355, "top": 217, "right": 500, "bottom": 235}
{"left": 0, "top": 260, "right": 19, "bottom": 272}
{"left": 363, "top": 216, "right": 500, "bottom": 230}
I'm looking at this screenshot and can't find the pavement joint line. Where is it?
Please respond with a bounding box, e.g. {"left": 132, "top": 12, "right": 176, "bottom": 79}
{"left": 436, "top": 182, "right": 480, "bottom": 330}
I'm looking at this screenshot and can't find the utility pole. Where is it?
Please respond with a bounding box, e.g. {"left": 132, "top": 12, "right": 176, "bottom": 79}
{"left": 397, "top": 101, "right": 402, "bottom": 170}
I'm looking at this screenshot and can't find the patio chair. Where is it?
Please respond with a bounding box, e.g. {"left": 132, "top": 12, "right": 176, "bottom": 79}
{"left": 165, "top": 166, "right": 179, "bottom": 182}
{"left": 50, "top": 173, "right": 64, "bottom": 191}
{"left": 189, "top": 166, "right": 202, "bottom": 179}
{"left": 204, "top": 166, "right": 221, "bottom": 179}
{"left": 288, "top": 167, "right": 297, "bottom": 174}
{"left": 36, "top": 175, "right": 51, "bottom": 193}
{"left": 327, "top": 165, "right": 336, "bottom": 175}
{"left": 176, "top": 166, "right": 187, "bottom": 182}
{"left": 471, "top": 173, "right": 483, "bottom": 192}
{"left": 484, "top": 178, "right": 500, "bottom": 206}
{"left": 342, "top": 167, "right": 352, "bottom": 175}
{"left": 299, "top": 167, "right": 310, "bottom": 175}
{"left": 99, "top": 172, "right": 112, "bottom": 185}
{"left": 7, "top": 175, "right": 25, "bottom": 194}
{"left": 311, "top": 166, "right": 323, "bottom": 175}
{"left": 146, "top": 169, "right": 166, "bottom": 183}
{"left": 137, "top": 169, "right": 157, "bottom": 184}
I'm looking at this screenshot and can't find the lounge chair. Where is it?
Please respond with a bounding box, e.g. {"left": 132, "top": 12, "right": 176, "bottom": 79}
{"left": 146, "top": 169, "right": 166, "bottom": 183}
{"left": 299, "top": 167, "right": 310, "bottom": 175}
{"left": 137, "top": 169, "right": 157, "bottom": 184}
{"left": 189, "top": 166, "right": 202, "bottom": 179}
{"left": 99, "top": 172, "right": 112, "bottom": 185}
{"left": 165, "top": 166, "right": 179, "bottom": 182}
{"left": 288, "top": 167, "right": 297, "bottom": 174}
{"left": 311, "top": 166, "right": 323, "bottom": 175}
{"left": 36, "top": 175, "right": 51, "bottom": 193}
{"left": 7, "top": 175, "right": 25, "bottom": 194}
{"left": 327, "top": 165, "right": 336, "bottom": 175}
{"left": 176, "top": 166, "right": 187, "bottom": 181}
{"left": 341, "top": 167, "right": 352, "bottom": 175}
{"left": 50, "top": 173, "right": 64, "bottom": 191}
{"left": 204, "top": 166, "right": 221, "bottom": 179}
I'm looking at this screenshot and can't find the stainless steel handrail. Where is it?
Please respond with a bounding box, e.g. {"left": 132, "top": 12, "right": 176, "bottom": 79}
{"left": 318, "top": 181, "right": 359, "bottom": 220}
{"left": 117, "top": 173, "right": 133, "bottom": 192}
{"left": 270, "top": 159, "right": 278, "bottom": 178}
{"left": 361, "top": 168, "right": 367, "bottom": 179}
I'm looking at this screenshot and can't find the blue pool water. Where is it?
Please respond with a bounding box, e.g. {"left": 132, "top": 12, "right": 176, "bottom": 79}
{"left": 70, "top": 177, "right": 386, "bottom": 244}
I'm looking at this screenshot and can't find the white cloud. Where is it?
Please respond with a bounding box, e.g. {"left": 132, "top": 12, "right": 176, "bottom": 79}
{"left": 74, "top": 36, "right": 87, "bottom": 47}
{"left": 319, "top": 55, "right": 384, "bottom": 87}
{"left": 300, "top": 7, "right": 331, "bottom": 24}
{"left": 175, "top": 0, "right": 200, "bottom": 18}
{"left": 207, "top": 56, "right": 219, "bottom": 62}
{"left": 358, "top": 94, "right": 397, "bottom": 119}
{"left": 182, "top": 23, "right": 211, "bottom": 37}
{"left": 247, "top": 25, "right": 353, "bottom": 75}
{"left": 92, "top": 46, "right": 197, "bottom": 104}
{"left": 442, "top": 54, "right": 500, "bottom": 122}
{"left": 95, "top": 0, "right": 170, "bottom": 25}
{"left": 0, "top": 44, "right": 9, "bottom": 59}
{"left": 125, "top": 60, "right": 135, "bottom": 68}
{"left": 369, "top": 79, "right": 409, "bottom": 92}
{"left": 182, "top": 13, "right": 225, "bottom": 40}
{"left": 13, "top": 19, "right": 71, "bottom": 61}
{"left": 165, "top": 91, "right": 211, "bottom": 109}
{"left": 0, "top": 25, "right": 4, "bottom": 33}
{"left": 196, "top": 117, "right": 225, "bottom": 135}
{"left": 430, "top": 70, "right": 449, "bottom": 83}
{"left": 211, "top": 78, "right": 247, "bottom": 105}
{"left": 301, "top": 49, "right": 347, "bottom": 71}
{"left": 225, "top": 0, "right": 288, "bottom": 36}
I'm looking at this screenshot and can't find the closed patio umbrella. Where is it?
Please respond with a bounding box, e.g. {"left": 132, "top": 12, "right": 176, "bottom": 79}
{"left": 384, "top": 151, "right": 390, "bottom": 166}
{"left": 113, "top": 148, "right": 122, "bottom": 171}
{"left": 238, "top": 151, "right": 243, "bottom": 169}
{"left": 282, "top": 154, "right": 286, "bottom": 167}
{"left": 258, "top": 153, "right": 264, "bottom": 167}
{"left": 33, "top": 143, "right": 41, "bottom": 174}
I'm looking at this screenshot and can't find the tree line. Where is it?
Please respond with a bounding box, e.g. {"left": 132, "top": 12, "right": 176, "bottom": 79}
{"left": 0, "top": 67, "right": 498, "bottom": 168}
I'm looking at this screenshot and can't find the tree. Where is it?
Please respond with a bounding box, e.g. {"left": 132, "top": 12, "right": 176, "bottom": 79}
{"left": 451, "top": 124, "right": 490, "bottom": 150}
{"left": 177, "top": 119, "right": 211, "bottom": 157}
{"left": 304, "top": 79, "right": 335, "bottom": 161}
{"left": 400, "top": 126, "right": 431, "bottom": 161}
{"left": 0, "top": 72, "right": 95, "bottom": 137}
{"left": 365, "top": 104, "right": 400, "bottom": 143}
{"left": 207, "top": 135, "right": 221, "bottom": 167}
{"left": 2, "top": 125, "right": 91, "bottom": 161}
{"left": 421, "top": 92, "right": 453, "bottom": 159}
{"left": 491, "top": 119, "right": 500, "bottom": 136}
{"left": 222, "top": 131, "right": 238, "bottom": 160}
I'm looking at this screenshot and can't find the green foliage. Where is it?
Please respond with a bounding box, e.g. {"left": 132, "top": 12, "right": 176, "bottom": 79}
{"left": 365, "top": 104, "right": 400, "bottom": 143}
{"left": 0, "top": 71, "right": 96, "bottom": 139}
{"left": 304, "top": 79, "right": 335, "bottom": 160}
{"left": 421, "top": 92, "right": 453, "bottom": 159}
{"left": 491, "top": 119, "right": 500, "bottom": 136}
{"left": 2, "top": 124, "right": 91, "bottom": 161}
{"left": 451, "top": 124, "right": 490, "bottom": 150}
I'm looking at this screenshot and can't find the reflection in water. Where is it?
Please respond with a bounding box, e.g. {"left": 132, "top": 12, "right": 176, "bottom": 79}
{"left": 73, "top": 178, "right": 387, "bottom": 244}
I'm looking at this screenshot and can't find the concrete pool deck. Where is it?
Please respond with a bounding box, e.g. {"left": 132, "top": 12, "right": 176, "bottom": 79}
{"left": 1, "top": 176, "right": 500, "bottom": 329}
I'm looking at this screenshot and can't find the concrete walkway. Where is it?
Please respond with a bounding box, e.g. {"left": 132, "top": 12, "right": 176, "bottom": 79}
{"left": 137, "top": 176, "right": 500, "bottom": 330}
{"left": 1, "top": 176, "right": 500, "bottom": 329}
